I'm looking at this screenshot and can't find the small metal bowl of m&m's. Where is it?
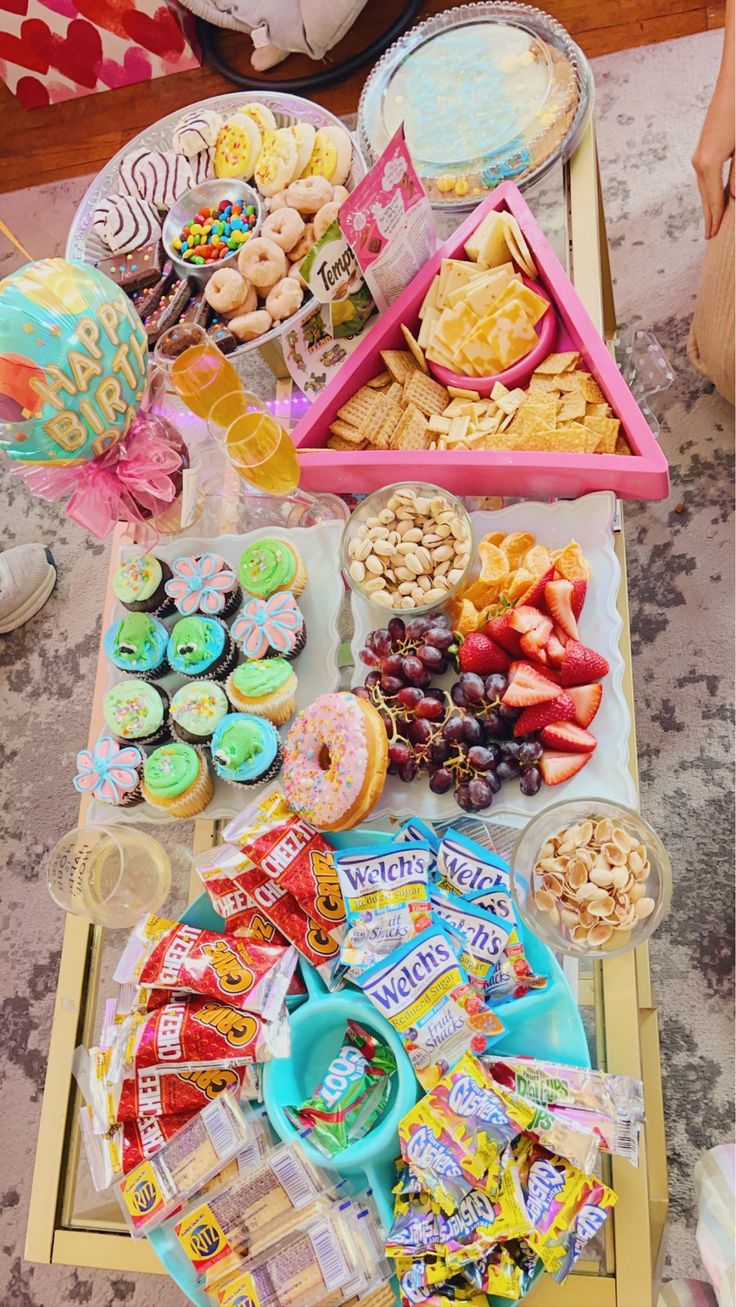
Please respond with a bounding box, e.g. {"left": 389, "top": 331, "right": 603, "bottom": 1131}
{"left": 163, "top": 179, "right": 263, "bottom": 283}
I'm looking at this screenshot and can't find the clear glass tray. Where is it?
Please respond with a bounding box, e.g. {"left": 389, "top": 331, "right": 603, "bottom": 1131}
{"left": 357, "top": 1, "right": 593, "bottom": 211}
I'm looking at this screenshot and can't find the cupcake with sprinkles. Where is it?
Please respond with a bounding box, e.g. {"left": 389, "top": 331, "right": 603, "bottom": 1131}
{"left": 113, "top": 553, "right": 172, "bottom": 614}
{"left": 170, "top": 681, "right": 229, "bottom": 746}
{"left": 225, "top": 657, "right": 297, "bottom": 725}
{"left": 239, "top": 538, "right": 307, "bottom": 600}
{"left": 167, "top": 615, "right": 238, "bottom": 682}
{"left": 104, "top": 612, "right": 169, "bottom": 680}
{"left": 73, "top": 736, "right": 144, "bottom": 808}
{"left": 142, "top": 742, "right": 214, "bottom": 817}
{"left": 231, "top": 591, "right": 306, "bottom": 661}
{"left": 164, "top": 552, "right": 242, "bottom": 619}
{"left": 211, "top": 713, "right": 282, "bottom": 788}
{"left": 102, "top": 679, "right": 170, "bottom": 748}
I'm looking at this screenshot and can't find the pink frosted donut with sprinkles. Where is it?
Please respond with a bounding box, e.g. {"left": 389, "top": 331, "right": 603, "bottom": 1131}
{"left": 231, "top": 592, "right": 306, "bottom": 661}
{"left": 164, "top": 553, "right": 241, "bottom": 618}
{"left": 282, "top": 691, "right": 388, "bottom": 831}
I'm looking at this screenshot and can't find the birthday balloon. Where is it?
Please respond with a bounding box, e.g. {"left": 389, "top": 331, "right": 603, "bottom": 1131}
{"left": 0, "top": 258, "right": 148, "bottom": 466}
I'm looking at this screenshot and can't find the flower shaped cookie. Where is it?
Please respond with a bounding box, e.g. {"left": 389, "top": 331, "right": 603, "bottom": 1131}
{"left": 73, "top": 737, "right": 142, "bottom": 804}
{"left": 165, "top": 553, "right": 237, "bottom": 616}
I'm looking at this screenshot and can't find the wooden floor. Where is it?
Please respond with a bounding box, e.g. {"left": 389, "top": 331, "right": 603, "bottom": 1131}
{"left": 0, "top": 0, "right": 725, "bottom": 193}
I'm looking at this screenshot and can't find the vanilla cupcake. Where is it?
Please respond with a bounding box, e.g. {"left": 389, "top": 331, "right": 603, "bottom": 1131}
{"left": 141, "top": 743, "right": 214, "bottom": 818}
{"left": 225, "top": 658, "right": 297, "bottom": 725}
{"left": 238, "top": 538, "right": 307, "bottom": 599}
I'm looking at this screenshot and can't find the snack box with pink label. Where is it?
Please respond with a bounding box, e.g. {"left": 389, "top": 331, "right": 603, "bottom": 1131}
{"left": 290, "top": 180, "right": 669, "bottom": 501}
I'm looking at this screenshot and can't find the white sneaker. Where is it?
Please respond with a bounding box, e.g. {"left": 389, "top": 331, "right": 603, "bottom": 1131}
{"left": 0, "top": 544, "right": 57, "bottom": 634}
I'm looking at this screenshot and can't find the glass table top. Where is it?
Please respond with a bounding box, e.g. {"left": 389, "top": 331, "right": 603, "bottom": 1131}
{"left": 63, "top": 160, "right": 616, "bottom": 1282}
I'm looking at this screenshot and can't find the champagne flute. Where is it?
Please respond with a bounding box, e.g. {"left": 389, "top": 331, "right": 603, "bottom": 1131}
{"left": 154, "top": 323, "right": 243, "bottom": 424}
{"left": 208, "top": 390, "right": 349, "bottom": 525}
{"left": 46, "top": 825, "right": 172, "bottom": 929}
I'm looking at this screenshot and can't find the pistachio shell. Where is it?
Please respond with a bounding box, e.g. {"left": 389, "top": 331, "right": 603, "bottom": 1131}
{"left": 629, "top": 881, "right": 646, "bottom": 903}
{"left": 633, "top": 864, "right": 650, "bottom": 882}
{"left": 594, "top": 818, "right": 613, "bottom": 843}
{"left": 566, "top": 861, "right": 589, "bottom": 889}
{"left": 538, "top": 856, "right": 567, "bottom": 876}
{"left": 534, "top": 889, "right": 557, "bottom": 913}
{"left": 559, "top": 906, "right": 579, "bottom": 929}
{"left": 571, "top": 924, "right": 589, "bottom": 945}
{"left": 575, "top": 883, "right": 600, "bottom": 902}
{"left": 576, "top": 847, "right": 594, "bottom": 870}
{"left": 635, "top": 897, "right": 655, "bottom": 919}
{"left": 628, "top": 851, "right": 644, "bottom": 875}
{"left": 579, "top": 907, "right": 596, "bottom": 928}
{"left": 539, "top": 840, "right": 557, "bottom": 860}
{"left": 542, "top": 873, "right": 564, "bottom": 897}
{"left": 611, "top": 864, "right": 630, "bottom": 889}
{"left": 590, "top": 865, "right": 614, "bottom": 887}
{"left": 612, "top": 826, "right": 636, "bottom": 853}
{"left": 588, "top": 893, "right": 616, "bottom": 917}
{"left": 588, "top": 921, "right": 613, "bottom": 946}
{"left": 601, "top": 842, "right": 627, "bottom": 866}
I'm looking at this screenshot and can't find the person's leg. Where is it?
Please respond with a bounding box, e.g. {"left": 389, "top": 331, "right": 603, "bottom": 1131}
{"left": 688, "top": 192, "right": 735, "bottom": 405}
{"left": 0, "top": 544, "right": 57, "bottom": 634}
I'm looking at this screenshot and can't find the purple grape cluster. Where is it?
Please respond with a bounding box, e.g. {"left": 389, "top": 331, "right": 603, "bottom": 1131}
{"left": 356, "top": 622, "right": 545, "bottom": 813}
{"left": 445, "top": 672, "right": 544, "bottom": 808}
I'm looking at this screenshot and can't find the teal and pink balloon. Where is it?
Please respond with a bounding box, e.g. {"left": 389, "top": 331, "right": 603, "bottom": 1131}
{"left": 0, "top": 258, "right": 148, "bottom": 466}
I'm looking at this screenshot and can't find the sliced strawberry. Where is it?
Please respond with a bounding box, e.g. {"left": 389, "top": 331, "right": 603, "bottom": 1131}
{"left": 508, "top": 605, "right": 547, "bottom": 634}
{"left": 458, "top": 632, "right": 510, "bottom": 674}
{"left": 568, "top": 683, "right": 603, "bottom": 727}
{"left": 520, "top": 633, "right": 549, "bottom": 662}
{"left": 541, "top": 722, "right": 598, "bottom": 752}
{"left": 503, "top": 662, "right": 561, "bottom": 707}
{"left": 571, "top": 578, "right": 587, "bottom": 620}
{"left": 513, "top": 693, "right": 577, "bottom": 736}
{"left": 553, "top": 625, "right": 569, "bottom": 647}
{"left": 517, "top": 566, "right": 555, "bottom": 610}
{"left": 485, "top": 613, "right": 524, "bottom": 658}
{"left": 545, "top": 634, "right": 567, "bottom": 668}
{"left": 560, "top": 641, "right": 609, "bottom": 686}
{"left": 544, "top": 580, "right": 579, "bottom": 640}
{"left": 539, "top": 750, "right": 592, "bottom": 786}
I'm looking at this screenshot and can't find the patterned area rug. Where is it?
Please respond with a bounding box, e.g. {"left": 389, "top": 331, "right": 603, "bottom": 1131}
{"left": 0, "top": 29, "right": 733, "bottom": 1305}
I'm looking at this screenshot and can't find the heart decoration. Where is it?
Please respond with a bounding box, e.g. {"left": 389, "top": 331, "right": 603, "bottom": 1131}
{"left": 0, "top": 21, "right": 49, "bottom": 73}
{"left": 72, "top": 0, "right": 129, "bottom": 42}
{"left": 36, "top": 0, "right": 78, "bottom": 16}
{"left": 96, "top": 45, "right": 151, "bottom": 89}
{"left": 30, "top": 16, "right": 102, "bottom": 88}
{"left": 121, "top": 4, "right": 185, "bottom": 58}
{"left": 0, "top": 0, "right": 28, "bottom": 15}
{"left": 15, "top": 74, "right": 50, "bottom": 106}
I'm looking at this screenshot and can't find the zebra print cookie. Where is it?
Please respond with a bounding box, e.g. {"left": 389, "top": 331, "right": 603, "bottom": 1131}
{"left": 92, "top": 193, "right": 162, "bottom": 254}
{"left": 119, "top": 149, "right": 193, "bottom": 210}
{"left": 173, "top": 108, "right": 222, "bottom": 158}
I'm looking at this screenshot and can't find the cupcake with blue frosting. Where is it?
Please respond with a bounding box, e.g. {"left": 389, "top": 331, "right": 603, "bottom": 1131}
{"left": 104, "top": 613, "right": 169, "bottom": 680}
{"left": 211, "top": 713, "right": 282, "bottom": 788}
{"left": 167, "top": 615, "right": 237, "bottom": 682}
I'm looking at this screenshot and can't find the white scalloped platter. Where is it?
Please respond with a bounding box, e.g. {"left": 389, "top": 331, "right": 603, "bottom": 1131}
{"left": 90, "top": 521, "right": 344, "bottom": 826}
{"left": 349, "top": 491, "right": 636, "bottom": 823}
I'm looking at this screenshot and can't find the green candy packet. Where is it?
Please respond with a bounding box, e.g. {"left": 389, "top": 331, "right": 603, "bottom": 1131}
{"left": 284, "top": 1020, "right": 396, "bottom": 1158}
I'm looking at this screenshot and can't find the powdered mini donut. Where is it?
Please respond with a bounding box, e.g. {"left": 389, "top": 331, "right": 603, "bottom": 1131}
{"left": 204, "top": 267, "right": 252, "bottom": 315}
{"left": 265, "top": 277, "right": 304, "bottom": 321}
{"left": 288, "top": 222, "right": 314, "bottom": 263}
{"left": 237, "top": 236, "right": 287, "bottom": 289}
{"left": 228, "top": 310, "right": 273, "bottom": 341}
{"left": 287, "top": 262, "right": 307, "bottom": 287}
{"left": 331, "top": 185, "right": 350, "bottom": 207}
{"left": 262, "top": 207, "right": 305, "bottom": 253}
{"left": 222, "top": 281, "right": 257, "bottom": 319}
{"left": 286, "top": 176, "right": 333, "bottom": 215}
{"left": 313, "top": 201, "right": 340, "bottom": 241}
{"left": 268, "top": 190, "right": 290, "bottom": 212}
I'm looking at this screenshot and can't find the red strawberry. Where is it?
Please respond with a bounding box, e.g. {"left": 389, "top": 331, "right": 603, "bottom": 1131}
{"left": 517, "top": 566, "right": 555, "bottom": 610}
{"left": 458, "top": 632, "right": 510, "bottom": 674}
{"left": 545, "top": 634, "right": 567, "bottom": 668}
{"left": 571, "top": 578, "right": 587, "bottom": 620}
{"left": 541, "top": 722, "right": 598, "bottom": 752}
{"left": 559, "top": 641, "right": 609, "bottom": 687}
{"left": 520, "top": 633, "right": 549, "bottom": 661}
{"left": 485, "top": 613, "right": 524, "bottom": 658}
{"left": 539, "top": 750, "right": 592, "bottom": 786}
{"left": 513, "top": 693, "right": 577, "bottom": 735}
{"left": 568, "top": 683, "right": 603, "bottom": 727}
{"left": 502, "top": 662, "right": 560, "bottom": 707}
{"left": 544, "top": 580, "right": 579, "bottom": 640}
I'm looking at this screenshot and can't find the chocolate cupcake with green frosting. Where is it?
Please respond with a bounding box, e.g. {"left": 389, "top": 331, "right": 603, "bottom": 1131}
{"left": 102, "top": 679, "right": 170, "bottom": 748}
{"left": 166, "top": 615, "right": 238, "bottom": 682}
{"left": 104, "top": 613, "right": 169, "bottom": 680}
{"left": 238, "top": 538, "right": 307, "bottom": 600}
{"left": 141, "top": 742, "right": 214, "bottom": 818}
{"left": 113, "top": 554, "right": 173, "bottom": 614}
{"left": 225, "top": 657, "right": 298, "bottom": 725}
{"left": 170, "top": 681, "right": 229, "bottom": 746}
{"left": 210, "top": 713, "right": 282, "bottom": 788}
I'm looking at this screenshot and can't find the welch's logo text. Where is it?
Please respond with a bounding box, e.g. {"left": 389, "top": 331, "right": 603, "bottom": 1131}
{"left": 362, "top": 934, "right": 453, "bottom": 1014}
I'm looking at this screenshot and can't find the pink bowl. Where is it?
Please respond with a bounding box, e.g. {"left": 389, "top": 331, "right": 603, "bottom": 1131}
{"left": 426, "top": 275, "right": 558, "bottom": 397}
